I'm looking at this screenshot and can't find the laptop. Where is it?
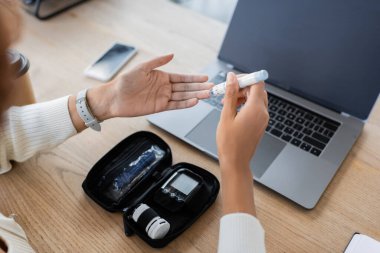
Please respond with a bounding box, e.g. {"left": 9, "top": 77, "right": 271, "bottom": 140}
{"left": 148, "top": 0, "right": 380, "bottom": 209}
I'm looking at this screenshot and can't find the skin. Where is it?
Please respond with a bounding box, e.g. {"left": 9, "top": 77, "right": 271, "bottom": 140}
{"left": 67, "top": 54, "right": 213, "bottom": 132}
{"left": 0, "top": 3, "right": 269, "bottom": 251}
{"left": 217, "top": 72, "right": 269, "bottom": 216}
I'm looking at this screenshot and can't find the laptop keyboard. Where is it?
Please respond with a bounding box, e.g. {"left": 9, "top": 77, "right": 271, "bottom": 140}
{"left": 203, "top": 71, "right": 227, "bottom": 110}
{"left": 204, "top": 71, "right": 341, "bottom": 157}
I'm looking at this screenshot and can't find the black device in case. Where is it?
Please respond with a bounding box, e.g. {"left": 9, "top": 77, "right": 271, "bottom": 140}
{"left": 82, "top": 131, "right": 220, "bottom": 248}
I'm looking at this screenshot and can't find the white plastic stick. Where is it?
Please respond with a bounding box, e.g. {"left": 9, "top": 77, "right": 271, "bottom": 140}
{"left": 210, "top": 70, "right": 269, "bottom": 96}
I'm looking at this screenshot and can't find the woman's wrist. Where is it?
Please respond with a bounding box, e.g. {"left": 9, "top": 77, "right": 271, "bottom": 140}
{"left": 219, "top": 158, "right": 251, "bottom": 175}
{"left": 220, "top": 166, "right": 256, "bottom": 216}
{"left": 68, "top": 83, "right": 116, "bottom": 132}
{"left": 220, "top": 163, "right": 252, "bottom": 180}
{"left": 86, "top": 82, "right": 115, "bottom": 121}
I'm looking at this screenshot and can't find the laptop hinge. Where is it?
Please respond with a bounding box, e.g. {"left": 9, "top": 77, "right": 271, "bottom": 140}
{"left": 340, "top": 111, "right": 366, "bottom": 122}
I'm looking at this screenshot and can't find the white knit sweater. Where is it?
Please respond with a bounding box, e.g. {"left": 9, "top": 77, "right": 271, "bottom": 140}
{"left": 0, "top": 96, "right": 265, "bottom": 253}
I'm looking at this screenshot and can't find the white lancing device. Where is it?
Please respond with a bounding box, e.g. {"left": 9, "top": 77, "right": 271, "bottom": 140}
{"left": 210, "top": 70, "right": 269, "bottom": 96}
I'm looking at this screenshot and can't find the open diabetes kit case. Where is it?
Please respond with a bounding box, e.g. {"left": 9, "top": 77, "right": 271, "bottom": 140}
{"left": 82, "top": 131, "right": 220, "bottom": 248}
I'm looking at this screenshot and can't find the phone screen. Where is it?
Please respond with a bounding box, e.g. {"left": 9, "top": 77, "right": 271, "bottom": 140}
{"left": 85, "top": 43, "right": 136, "bottom": 81}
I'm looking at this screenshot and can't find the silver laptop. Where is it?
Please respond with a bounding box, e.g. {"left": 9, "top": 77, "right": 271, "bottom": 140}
{"left": 148, "top": 0, "right": 380, "bottom": 209}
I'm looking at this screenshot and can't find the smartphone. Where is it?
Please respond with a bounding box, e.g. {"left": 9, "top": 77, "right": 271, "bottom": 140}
{"left": 84, "top": 43, "right": 137, "bottom": 82}
{"left": 344, "top": 233, "right": 380, "bottom": 253}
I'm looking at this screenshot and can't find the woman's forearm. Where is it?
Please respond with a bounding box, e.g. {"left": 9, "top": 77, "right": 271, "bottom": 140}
{"left": 216, "top": 73, "right": 267, "bottom": 217}
{"left": 0, "top": 97, "right": 77, "bottom": 173}
{"left": 220, "top": 163, "right": 256, "bottom": 216}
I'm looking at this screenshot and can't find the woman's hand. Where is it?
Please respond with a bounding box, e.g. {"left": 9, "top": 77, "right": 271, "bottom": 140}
{"left": 216, "top": 72, "right": 269, "bottom": 215}
{"left": 217, "top": 72, "right": 269, "bottom": 169}
{"left": 87, "top": 54, "right": 213, "bottom": 121}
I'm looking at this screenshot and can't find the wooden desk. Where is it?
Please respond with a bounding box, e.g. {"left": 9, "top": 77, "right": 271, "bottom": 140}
{"left": 1, "top": 0, "right": 379, "bottom": 252}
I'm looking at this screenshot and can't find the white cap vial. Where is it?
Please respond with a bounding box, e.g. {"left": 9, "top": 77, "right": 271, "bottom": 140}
{"left": 132, "top": 203, "right": 170, "bottom": 240}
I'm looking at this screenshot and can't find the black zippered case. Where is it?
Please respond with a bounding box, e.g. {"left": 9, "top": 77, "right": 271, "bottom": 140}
{"left": 82, "top": 131, "right": 220, "bottom": 248}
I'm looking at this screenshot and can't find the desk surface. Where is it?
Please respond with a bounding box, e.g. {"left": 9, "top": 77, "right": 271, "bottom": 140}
{"left": 1, "top": 0, "right": 379, "bottom": 252}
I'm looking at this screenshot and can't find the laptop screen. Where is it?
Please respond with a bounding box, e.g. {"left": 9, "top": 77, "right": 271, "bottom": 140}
{"left": 219, "top": 0, "right": 380, "bottom": 120}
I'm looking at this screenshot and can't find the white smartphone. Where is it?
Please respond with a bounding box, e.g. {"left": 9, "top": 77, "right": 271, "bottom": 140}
{"left": 84, "top": 43, "right": 137, "bottom": 82}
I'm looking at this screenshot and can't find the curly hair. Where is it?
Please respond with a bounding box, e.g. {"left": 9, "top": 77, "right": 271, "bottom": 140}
{"left": 0, "top": 0, "right": 22, "bottom": 118}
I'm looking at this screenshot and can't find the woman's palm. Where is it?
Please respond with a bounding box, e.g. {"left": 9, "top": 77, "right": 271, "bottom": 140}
{"left": 110, "top": 54, "right": 213, "bottom": 117}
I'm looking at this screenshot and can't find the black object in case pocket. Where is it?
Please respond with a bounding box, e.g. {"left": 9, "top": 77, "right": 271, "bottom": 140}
{"left": 82, "top": 131, "right": 220, "bottom": 248}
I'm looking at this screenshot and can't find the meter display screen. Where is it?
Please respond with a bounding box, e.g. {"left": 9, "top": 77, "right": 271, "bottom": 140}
{"left": 170, "top": 174, "right": 199, "bottom": 195}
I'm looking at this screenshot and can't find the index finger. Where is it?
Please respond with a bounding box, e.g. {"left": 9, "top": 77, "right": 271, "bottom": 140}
{"left": 169, "top": 73, "right": 208, "bottom": 83}
{"left": 245, "top": 82, "right": 268, "bottom": 113}
{"left": 245, "top": 82, "right": 267, "bottom": 107}
{"left": 238, "top": 82, "right": 268, "bottom": 122}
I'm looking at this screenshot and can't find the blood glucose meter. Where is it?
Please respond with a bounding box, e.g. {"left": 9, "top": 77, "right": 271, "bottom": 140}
{"left": 155, "top": 168, "right": 203, "bottom": 212}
